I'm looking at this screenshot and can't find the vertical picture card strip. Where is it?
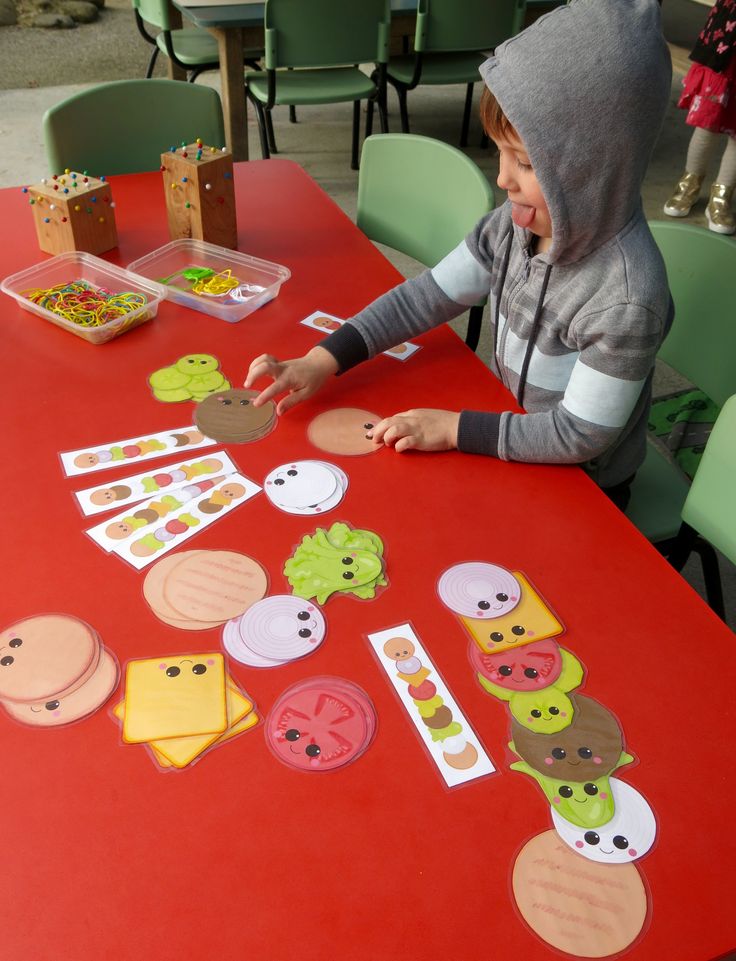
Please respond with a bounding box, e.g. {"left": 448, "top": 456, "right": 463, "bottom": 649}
{"left": 106, "top": 472, "right": 261, "bottom": 570}
{"left": 73, "top": 451, "right": 239, "bottom": 517}
{"left": 366, "top": 622, "right": 495, "bottom": 788}
{"left": 60, "top": 425, "right": 218, "bottom": 477}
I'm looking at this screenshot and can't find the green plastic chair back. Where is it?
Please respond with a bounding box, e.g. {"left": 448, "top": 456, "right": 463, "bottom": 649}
{"left": 357, "top": 133, "right": 494, "bottom": 268}
{"left": 625, "top": 221, "right": 736, "bottom": 542}
{"left": 43, "top": 80, "right": 225, "bottom": 176}
{"left": 415, "top": 0, "right": 526, "bottom": 54}
{"left": 132, "top": 0, "right": 173, "bottom": 32}
{"left": 264, "top": 0, "right": 390, "bottom": 70}
{"left": 681, "top": 394, "right": 736, "bottom": 564}
{"left": 650, "top": 221, "right": 736, "bottom": 409}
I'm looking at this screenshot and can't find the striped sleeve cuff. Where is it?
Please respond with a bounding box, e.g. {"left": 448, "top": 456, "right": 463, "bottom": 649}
{"left": 319, "top": 322, "right": 370, "bottom": 374}
{"left": 457, "top": 410, "right": 501, "bottom": 457}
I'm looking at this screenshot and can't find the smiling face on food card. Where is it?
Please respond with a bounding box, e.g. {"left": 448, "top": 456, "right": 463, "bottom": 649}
{"left": 459, "top": 572, "right": 563, "bottom": 653}
{"left": 122, "top": 653, "right": 227, "bottom": 743}
{"left": 0, "top": 614, "right": 100, "bottom": 703}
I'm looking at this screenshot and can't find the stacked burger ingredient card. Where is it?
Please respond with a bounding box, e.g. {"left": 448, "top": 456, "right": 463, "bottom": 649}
{"left": 112, "top": 651, "right": 259, "bottom": 770}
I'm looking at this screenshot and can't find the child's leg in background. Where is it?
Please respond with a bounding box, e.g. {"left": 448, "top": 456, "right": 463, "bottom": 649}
{"left": 664, "top": 126, "right": 718, "bottom": 217}
{"left": 707, "top": 135, "right": 736, "bottom": 234}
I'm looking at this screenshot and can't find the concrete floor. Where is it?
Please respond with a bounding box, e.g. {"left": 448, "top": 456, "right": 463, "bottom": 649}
{"left": 0, "top": 0, "right": 734, "bottom": 628}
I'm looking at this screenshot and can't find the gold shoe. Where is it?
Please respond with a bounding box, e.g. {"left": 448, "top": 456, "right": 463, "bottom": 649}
{"left": 663, "top": 171, "right": 704, "bottom": 217}
{"left": 705, "top": 183, "right": 736, "bottom": 235}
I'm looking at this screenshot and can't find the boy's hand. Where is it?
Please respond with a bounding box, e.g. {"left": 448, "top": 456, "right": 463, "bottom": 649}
{"left": 244, "top": 347, "right": 339, "bottom": 415}
{"left": 368, "top": 409, "right": 460, "bottom": 453}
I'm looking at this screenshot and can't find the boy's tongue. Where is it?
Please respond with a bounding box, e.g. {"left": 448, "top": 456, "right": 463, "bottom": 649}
{"left": 511, "top": 202, "right": 536, "bottom": 229}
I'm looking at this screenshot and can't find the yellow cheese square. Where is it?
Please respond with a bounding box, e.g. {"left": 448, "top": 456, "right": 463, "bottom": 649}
{"left": 461, "top": 572, "right": 563, "bottom": 654}
{"left": 150, "top": 677, "right": 253, "bottom": 768}
{"left": 122, "top": 653, "right": 227, "bottom": 743}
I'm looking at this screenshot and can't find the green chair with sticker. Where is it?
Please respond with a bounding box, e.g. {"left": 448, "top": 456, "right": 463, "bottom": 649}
{"left": 666, "top": 394, "right": 736, "bottom": 622}
{"left": 368, "top": 0, "right": 526, "bottom": 147}
{"left": 245, "top": 0, "right": 390, "bottom": 171}
{"left": 43, "top": 79, "right": 225, "bottom": 176}
{"left": 357, "top": 133, "right": 495, "bottom": 350}
{"left": 625, "top": 222, "right": 736, "bottom": 556}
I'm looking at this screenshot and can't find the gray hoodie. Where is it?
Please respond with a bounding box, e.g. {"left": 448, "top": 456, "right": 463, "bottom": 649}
{"left": 320, "top": 0, "right": 674, "bottom": 488}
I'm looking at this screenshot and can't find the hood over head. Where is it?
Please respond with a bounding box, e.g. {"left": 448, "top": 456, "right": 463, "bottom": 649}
{"left": 480, "top": 0, "right": 672, "bottom": 266}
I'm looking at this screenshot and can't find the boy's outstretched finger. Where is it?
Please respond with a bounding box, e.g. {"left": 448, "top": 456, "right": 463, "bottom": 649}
{"left": 276, "top": 387, "right": 310, "bottom": 416}
{"left": 244, "top": 354, "right": 280, "bottom": 389}
{"left": 365, "top": 416, "right": 392, "bottom": 444}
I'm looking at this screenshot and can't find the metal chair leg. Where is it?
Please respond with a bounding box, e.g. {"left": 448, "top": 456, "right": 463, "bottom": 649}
{"left": 351, "top": 100, "right": 360, "bottom": 170}
{"left": 365, "top": 98, "right": 375, "bottom": 139}
{"left": 265, "top": 108, "right": 278, "bottom": 154}
{"left": 461, "top": 83, "right": 473, "bottom": 148}
{"left": 465, "top": 304, "right": 483, "bottom": 352}
{"left": 667, "top": 522, "right": 698, "bottom": 572}
{"left": 694, "top": 540, "right": 727, "bottom": 621}
{"left": 397, "top": 86, "right": 410, "bottom": 133}
{"left": 145, "top": 48, "right": 159, "bottom": 79}
{"left": 250, "top": 98, "right": 271, "bottom": 159}
{"left": 289, "top": 106, "right": 297, "bottom": 123}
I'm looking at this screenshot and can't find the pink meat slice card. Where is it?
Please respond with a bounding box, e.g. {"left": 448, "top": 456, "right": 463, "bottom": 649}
{"left": 73, "top": 452, "right": 238, "bottom": 517}
{"left": 299, "top": 310, "right": 421, "bottom": 362}
{"left": 60, "top": 425, "right": 217, "bottom": 477}
{"left": 366, "top": 622, "right": 495, "bottom": 788}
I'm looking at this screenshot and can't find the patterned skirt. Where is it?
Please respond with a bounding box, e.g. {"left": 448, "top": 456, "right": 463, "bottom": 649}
{"left": 678, "top": 56, "right": 736, "bottom": 136}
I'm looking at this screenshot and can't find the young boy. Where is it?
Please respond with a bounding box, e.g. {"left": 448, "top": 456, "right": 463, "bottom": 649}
{"left": 245, "top": 0, "right": 674, "bottom": 509}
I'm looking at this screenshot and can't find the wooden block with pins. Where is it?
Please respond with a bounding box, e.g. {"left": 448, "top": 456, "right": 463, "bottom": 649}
{"left": 26, "top": 172, "right": 118, "bottom": 256}
{"left": 161, "top": 141, "right": 237, "bottom": 249}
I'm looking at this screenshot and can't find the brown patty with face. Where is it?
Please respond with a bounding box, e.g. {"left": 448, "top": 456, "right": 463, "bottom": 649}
{"left": 194, "top": 389, "right": 275, "bottom": 443}
{"left": 510, "top": 693, "right": 624, "bottom": 781}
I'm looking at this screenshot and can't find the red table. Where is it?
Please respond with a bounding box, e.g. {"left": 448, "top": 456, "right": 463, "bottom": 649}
{"left": 2, "top": 160, "right": 734, "bottom": 961}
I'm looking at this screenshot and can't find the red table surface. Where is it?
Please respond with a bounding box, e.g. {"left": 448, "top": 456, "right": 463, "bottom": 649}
{"left": 1, "top": 160, "right": 734, "bottom": 961}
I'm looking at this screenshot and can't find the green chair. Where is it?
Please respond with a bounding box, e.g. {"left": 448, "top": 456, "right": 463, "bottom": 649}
{"left": 374, "top": 0, "right": 526, "bottom": 147}
{"left": 245, "top": 0, "right": 390, "bottom": 171}
{"left": 43, "top": 79, "right": 225, "bottom": 176}
{"left": 357, "top": 133, "right": 495, "bottom": 350}
{"left": 132, "top": 0, "right": 262, "bottom": 82}
{"left": 625, "top": 221, "right": 736, "bottom": 547}
{"left": 667, "top": 394, "right": 736, "bottom": 622}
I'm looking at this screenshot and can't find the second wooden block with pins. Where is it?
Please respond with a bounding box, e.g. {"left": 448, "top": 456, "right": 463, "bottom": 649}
{"left": 161, "top": 142, "right": 237, "bottom": 249}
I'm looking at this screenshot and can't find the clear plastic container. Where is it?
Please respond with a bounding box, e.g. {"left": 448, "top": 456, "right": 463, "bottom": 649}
{"left": 1, "top": 251, "right": 166, "bottom": 345}
{"left": 127, "top": 239, "right": 291, "bottom": 323}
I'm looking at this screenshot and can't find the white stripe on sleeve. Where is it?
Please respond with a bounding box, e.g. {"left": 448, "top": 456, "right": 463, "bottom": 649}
{"left": 431, "top": 241, "right": 492, "bottom": 306}
{"left": 562, "top": 362, "right": 646, "bottom": 428}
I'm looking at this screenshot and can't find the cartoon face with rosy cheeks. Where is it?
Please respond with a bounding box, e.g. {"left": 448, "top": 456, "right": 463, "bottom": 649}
{"left": 313, "top": 316, "right": 341, "bottom": 331}
{"left": 0, "top": 614, "right": 100, "bottom": 704}
{"left": 468, "top": 639, "right": 563, "bottom": 691}
{"left": 383, "top": 637, "right": 416, "bottom": 661}
{"left": 218, "top": 483, "right": 245, "bottom": 501}
{"left": 73, "top": 452, "right": 100, "bottom": 469}
{"left": 477, "top": 649, "right": 584, "bottom": 733}
{"left": 268, "top": 685, "right": 374, "bottom": 771}
{"left": 511, "top": 694, "right": 625, "bottom": 781}
{"left": 438, "top": 562, "right": 521, "bottom": 618}
{"left": 1, "top": 649, "right": 119, "bottom": 727}
{"left": 552, "top": 777, "right": 657, "bottom": 863}
{"left": 510, "top": 759, "right": 633, "bottom": 829}
{"left": 105, "top": 520, "right": 135, "bottom": 539}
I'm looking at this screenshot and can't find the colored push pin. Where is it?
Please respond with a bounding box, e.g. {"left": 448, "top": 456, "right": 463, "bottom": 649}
{"left": 61, "top": 216, "right": 68, "bottom": 223}
{"left": 21, "top": 187, "right": 28, "bottom": 193}
{"left": 29, "top": 198, "right": 35, "bottom": 205}
{"left": 100, "top": 176, "right": 106, "bottom": 182}
{"left": 196, "top": 138, "right": 203, "bottom": 146}
{"left": 49, "top": 203, "right": 56, "bottom": 210}
{"left": 71, "top": 172, "right": 77, "bottom": 179}
{"left": 170, "top": 146, "right": 176, "bottom": 152}
{"left": 63, "top": 188, "right": 69, "bottom": 194}
{"left": 53, "top": 184, "right": 59, "bottom": 191}
{"left": 221, "top": 146, "right": 227, "bottom": 153}
{"left": 182, "top": 176, "right": 188, "bottom": 183}
{"left": 223, "top": 172, "right": 232, "bottom": 179}
{"left": 52, "top": 174, "right": 58, "bottom": 180}
{"left": 40, "top": 178, "right": 47, "bottom": 185}
{"left": 91, "top": 196, "right": 97, "bottom": 203}
{"left": 185, "top": 202, "right": 191, "bottom": 209}
{"left": 110, "top": 201, "right": 116, "bottom": 208}
{"left": 74, "top": 204, "right": 81, "bottom": 211}
{"left": 160, "top": 165, "right": 166, "bottom": 172}
{"left": 204, "top": 182, "right": 212, "bottom": 191}
{"left": 86, "top": 206, "right": 93, "bottom": 214}
{"left": 182, "top": 151, "right": 188, "bottom": 158}
{"left": 99, "top": 216, "right": 105, "bottom": 223}
{"left": 64, "top": 168, "right": 70, "bottom": 174}
{"left": 43, "top": 217, "right": 50, "bottom": 223}
{"left": 171, "top": 182, "right": 178, "bottom": 190}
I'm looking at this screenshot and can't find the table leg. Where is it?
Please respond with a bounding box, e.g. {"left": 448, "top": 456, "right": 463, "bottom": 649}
{"left": 166, "top": 3, "right": 187, "bottom": 81}
{"left": 209, "top": 25, "right": 249, "bottom": 161}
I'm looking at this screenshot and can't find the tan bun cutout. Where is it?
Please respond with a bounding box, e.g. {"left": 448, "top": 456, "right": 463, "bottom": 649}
{"left": 143, "top": 550, "right": 205, "bottom": 622}
{"left": 163, "top": 550, "right": 268, "bottom": 623}
{"left": 512, "top": 830, "right": 647, "bottom": 958}
{"left": 307, "top": 408, "right": 384, "bottom": 456}
{"left": 443, "top": 742, "right": 478, "bottom": 770}
{"left": 2, "top": 648, "right": 118, "bottom": 726}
